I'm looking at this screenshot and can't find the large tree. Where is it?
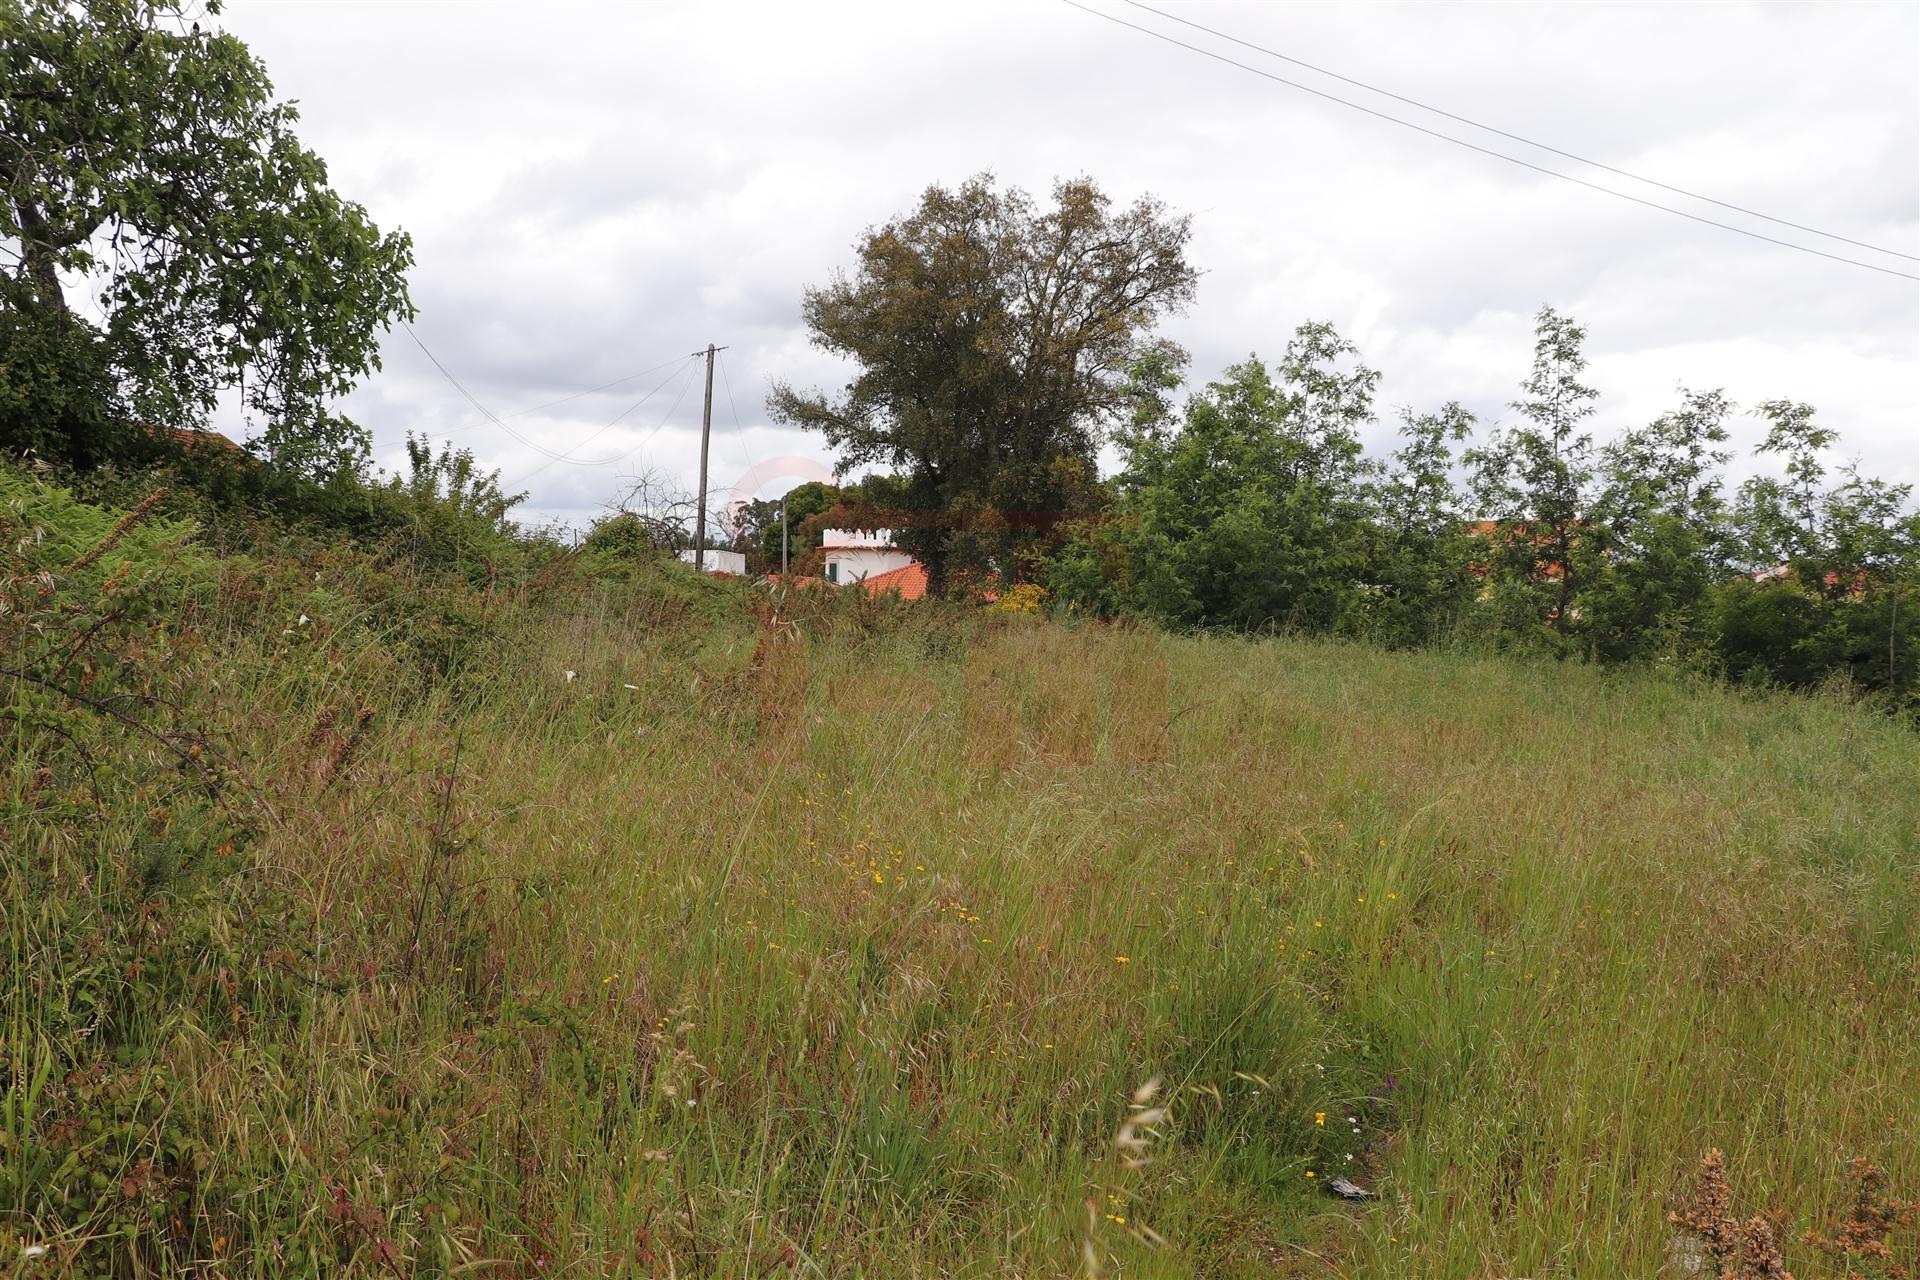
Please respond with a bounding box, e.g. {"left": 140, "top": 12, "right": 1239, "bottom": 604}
{"left": 1581, "top": 387, "right": 1732, "bottom": 661}
{"left": 1050, "top": 322, "right": 1386, "bottom": 633}
{"left": 1466, "top": 305, "right": 1599, "bottom": 638}
{"left": 1, "top": 0, "right": 413, "bottom": 473}
{"left": 1125, "top": 325, "right": 1382, "bottom": 630}
{"left": 1371, "top": 400, "right": 1478, "bottom": 646}
{"left": 1730, "top": 399, "right": 1839, "bottom": 574}
{"left": 768, "top": 174, "right": 1196, "bottom": 590}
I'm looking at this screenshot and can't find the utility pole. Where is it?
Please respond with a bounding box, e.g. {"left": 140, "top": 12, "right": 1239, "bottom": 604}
{"left": 692, "top": 343, "right": 725, "bottom": 572}
{"left": 780, "top": 492, "right": 788, "bottom": 576}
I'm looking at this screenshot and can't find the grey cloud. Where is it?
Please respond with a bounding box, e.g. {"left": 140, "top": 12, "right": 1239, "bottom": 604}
{"left": 220, "top": 0, "right": 1914, "bottom": 530}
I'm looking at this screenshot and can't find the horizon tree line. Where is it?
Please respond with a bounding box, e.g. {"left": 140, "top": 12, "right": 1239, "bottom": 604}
{"left": 775, "top": 176, "right": 1917, "bottom": 704}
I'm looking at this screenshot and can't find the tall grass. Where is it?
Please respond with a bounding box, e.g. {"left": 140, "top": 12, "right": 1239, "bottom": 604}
{"left": 4, "top": 473, "right": 1916, "bottom": 1276}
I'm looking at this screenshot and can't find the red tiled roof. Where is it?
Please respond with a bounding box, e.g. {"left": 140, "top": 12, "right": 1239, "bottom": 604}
{"left": 860, "top": 562, "right": 928, "bottom": 600}
{"left": 1752, "top": 564, "right": 1872, "bottom": 595}
{"left": 146, "top": 423, "right": 243, "bottom": 453}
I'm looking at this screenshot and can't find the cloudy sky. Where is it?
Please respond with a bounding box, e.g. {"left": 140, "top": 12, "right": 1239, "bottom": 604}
{"left": 216, "top": 0, "right": 1918, "bottom": 530}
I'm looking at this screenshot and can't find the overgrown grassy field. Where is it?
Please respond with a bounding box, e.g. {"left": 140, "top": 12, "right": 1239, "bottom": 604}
{"left": 6, "top": 475, "right": 1917, "bottom": 1277}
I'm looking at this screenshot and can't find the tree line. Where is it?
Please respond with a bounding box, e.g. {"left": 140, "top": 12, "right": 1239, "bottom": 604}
{"left": 4, "top": 2, "right": 1912, "bottom": 708}
{"left": 774, "top": 177, "right": 1917, "bottom": 706}
{"left": 1047, "top": 307, "right": 1914, "bottom": 697}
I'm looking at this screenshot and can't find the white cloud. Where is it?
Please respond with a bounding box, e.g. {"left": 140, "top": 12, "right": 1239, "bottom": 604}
{"left": 216, "top": 0, "right": 1917, "bottom": 529}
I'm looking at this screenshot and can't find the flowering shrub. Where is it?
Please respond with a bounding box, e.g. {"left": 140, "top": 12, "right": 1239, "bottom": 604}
{"left": 987, "top": 582, "right": 1049, "bottom": 615}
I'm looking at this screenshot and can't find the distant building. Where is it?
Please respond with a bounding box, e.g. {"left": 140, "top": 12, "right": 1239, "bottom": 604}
{"left": 148, "top": 423, "right": 244, "bottom": 453}
{"left": 821, "top": 528, "right": 913, "bottom": 585}
{"left": 676, "top": 549, "right": 747, "bottom": 575}
{"left": 138, "top": 421, "right": 247, "bottom": 461}
{"left": 1751, "top": 563, "right": 1871, "bottom": 596}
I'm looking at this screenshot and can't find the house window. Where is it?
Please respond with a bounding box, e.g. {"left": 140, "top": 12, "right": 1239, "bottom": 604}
{"left": 826, "top": 562, "right": 838, "bottom": 583}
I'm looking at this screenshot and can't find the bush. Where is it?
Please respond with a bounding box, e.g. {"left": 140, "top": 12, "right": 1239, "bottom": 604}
{"left": 0, "top": 311, "right": 133, "bottom": 471}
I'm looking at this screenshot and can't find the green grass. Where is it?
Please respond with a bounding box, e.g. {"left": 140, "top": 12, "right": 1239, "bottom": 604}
{"left": 5, "top": 480, "right": 1917, "bottom": 1276}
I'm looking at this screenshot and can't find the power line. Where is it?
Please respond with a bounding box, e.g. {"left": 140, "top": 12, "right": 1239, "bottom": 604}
{"left": 1122, "top": 0, "right": 1917, "bottom": 263}
{"left": 597, "top": 356, "right": 701, "bottom": 440}
{"left": 402, "top": 321, "right": 598, "bottom": 462}
{"left": 715, "top": 349, "right": 763, "bottom": 494}
{"left": 506, "top": 355, "right": 703, "bottom": 487}
{"left": 710, "top": 355, "right": 768, "bottom": 564}
{"left": 592, "top": 355, "right": 705, "bottom": 472}
{"left": 499, "top": 354, "right": 698, "bottom": 420}
{"left": 403, "top": 322, "right": 701, "bottom": 465}
{"left": 1058, "top": 0, "right": 1920, "bottom": 283}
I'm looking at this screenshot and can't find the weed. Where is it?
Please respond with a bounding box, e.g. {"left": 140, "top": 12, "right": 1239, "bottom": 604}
{"left": 3, "top": 465, "right": 1917, "bottom": 1276}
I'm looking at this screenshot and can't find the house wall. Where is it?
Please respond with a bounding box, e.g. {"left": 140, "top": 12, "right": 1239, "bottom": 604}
{"left": 676, "top": 549, "right": 747, "bottom": 575}
{"left": 824, "top": 547, "right": 912, "bottom": 584}
{"left": 821, "top": 528, "right": 896, "bottom": 549}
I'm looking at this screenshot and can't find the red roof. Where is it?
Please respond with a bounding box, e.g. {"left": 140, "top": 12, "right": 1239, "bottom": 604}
{"left": 860, "top": 562, "right": 928, "bottom": 600}
{"left": 146, "top": 423, "right": 243, "bottom": 453}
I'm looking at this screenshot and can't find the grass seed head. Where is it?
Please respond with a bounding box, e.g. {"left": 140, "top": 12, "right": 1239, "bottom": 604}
{"left": 1671, "top": 1149, "right": 1741, "bottom": 1267}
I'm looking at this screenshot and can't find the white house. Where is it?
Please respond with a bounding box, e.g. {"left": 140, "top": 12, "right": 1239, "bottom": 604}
{"left": 821, "top": 528, "right": 913, "bottom": 585}
{"left": 676, "top": 548, "right": 747, "bottom": 575}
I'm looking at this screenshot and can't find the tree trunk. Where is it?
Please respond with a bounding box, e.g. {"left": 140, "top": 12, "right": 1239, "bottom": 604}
{"left": 13, "top": 199, "right": 73, "bottom": 316}
{"left": 1552, "top": 526, "right": 1575, "bottom": 631}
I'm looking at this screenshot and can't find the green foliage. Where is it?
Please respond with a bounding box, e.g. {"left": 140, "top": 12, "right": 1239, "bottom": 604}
{"left": 1707, "top": 577, "right": 1855, "bottom": 688}
{"left": 1143, "top": 353, "right": 1372, "bottom": 628}
{"left": 0, "top": 461, "right": 213, "bottom": 609}
{"left": 7, "top": 467, "right": 1919, "bottom": 1274}
{"left": 1579, "top": 388, "right": 1732, "bottom": 663}
{"left": 580, "top": 509, "right": 662, "bottom": 560}
{"left": 373, "top": 434, "right": 527, "bottom": 581}
{"left": 724, "top": 480, "right": 853, "bottom": 574}
{"left": 0, "top": 308, "right": 133, "bottom": 469}
{"left": 49, "top": 424, "right": 548, "bottom": 598}
{"left": 0, "top": 472, "right": 265, "bottom": 1267}
{"left": 769, "top": 174, "right": 1196, "bottom": 588}
{"left": 1740, "top": 399, "right": 1839, "bottom": 567}
{"left": 1041, "top": 304, "right": 1913, "bottom": 708}
{"left": 1364, "top": 402, "right": 1479, "bottom": 647}
{"left": 2, "top": 461, "right": 1917, "bottom": 1275}
{"left": 752, "top": 479, "right": 840, "bottom": 570}
{"left": 1706, "top": 571, "right": 1918, "bottom": 705}
{"left": 0, "top": 0, "right": 413, "bottom": 474}
{"left": 1465, "top": 304, "right": 1599, "bottom": 637}
{"left": 1053, "top": 324, "right": 1395, "bottom": 634}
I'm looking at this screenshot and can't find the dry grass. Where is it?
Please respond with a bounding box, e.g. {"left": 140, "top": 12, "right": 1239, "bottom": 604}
{"left": 6, "top": 524, "right": 1919, "bottom": 1277}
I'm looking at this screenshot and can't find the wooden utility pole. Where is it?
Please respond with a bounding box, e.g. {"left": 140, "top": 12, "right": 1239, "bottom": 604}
{"left": 780, "top": 492, "right": 788, "bottom": 576}
{"left": 692, "top": 343, "right": 722, "bottom": 572}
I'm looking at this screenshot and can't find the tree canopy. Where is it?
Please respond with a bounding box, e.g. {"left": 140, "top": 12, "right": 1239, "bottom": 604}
{"left": 768, "top": 174, "right": 1197, "bottom": 590}
{"left": 1040, "top": 306, "right": 1916, "bottom": 705}
{"left": 1465, "top": 305, "right": 1599, "bottom": 634}
{"left": 1087, "top": 325, "right": 1383, "bottom": 631}
{"left": 1, "top": 0, "right": 413, "bottom": 472}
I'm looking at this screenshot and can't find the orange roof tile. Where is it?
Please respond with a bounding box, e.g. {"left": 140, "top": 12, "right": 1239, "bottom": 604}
{"left": 860, "top": 562, "right": 928, "bottom": 601}
{"left": 145, "top": 422, "right": 243, "bottom": 453}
